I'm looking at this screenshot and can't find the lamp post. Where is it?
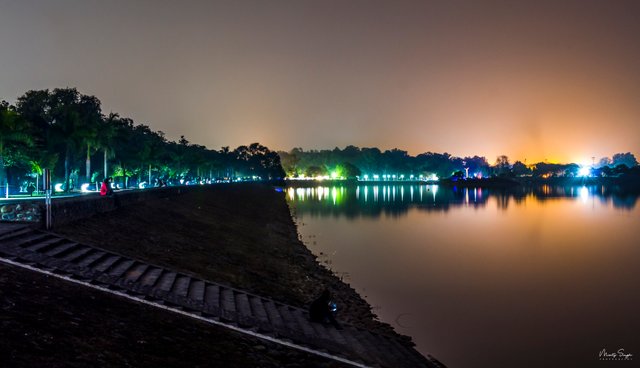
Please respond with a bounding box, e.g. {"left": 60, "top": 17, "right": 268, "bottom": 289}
{"left": 44, "top": 168, "right": 52, "bottom": 230}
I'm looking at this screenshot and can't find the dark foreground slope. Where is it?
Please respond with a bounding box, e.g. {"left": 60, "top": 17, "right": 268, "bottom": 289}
{"left": 55, "top": 184, "right": 397, "bottom": 335}
{"left": 0, "top": 263, "right": 346, "bottom": 368}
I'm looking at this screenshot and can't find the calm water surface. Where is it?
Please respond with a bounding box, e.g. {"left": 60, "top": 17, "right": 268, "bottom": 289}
{"left": 286, "top": 184, "right": 640, "bottom": 368}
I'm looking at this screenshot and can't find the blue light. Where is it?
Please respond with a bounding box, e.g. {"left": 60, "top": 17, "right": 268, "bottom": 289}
{"left": 578, "top": 167, "right": 591, "bottom": 177}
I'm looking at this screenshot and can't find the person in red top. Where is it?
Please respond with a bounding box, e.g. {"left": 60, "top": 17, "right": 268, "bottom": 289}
{"left": 100, "top": 177, "right": 113, "bottom": 197}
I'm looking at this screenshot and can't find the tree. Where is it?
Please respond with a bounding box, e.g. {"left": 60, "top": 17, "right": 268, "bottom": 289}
{"left": 511, "top": 161, "right": 529, "bottom": 177}
{"left": 305, "top": 165, "right": 328, "bottom": 178}
{"left": 46, "top": 88, "right": 102, "bottom": 191}
{"left": 612, "top": 152, "right": 638, "bottom": 168}
{"left": 0, "top": 101, "right": 33, "bottom": 197}
{"left": 463, "top": 156, "right": 490, "bottom": 178}
{"left": 597, "top": 157, "right": 612, "bottom": 168}
{"left": 6, "top": 87, "right": 285, "bottom": 191}
{"left": 279, "top": 150, "right": 300, "bottom": 177}
{"left": 336, "top": 162, "right": 361, "bottom": 179}
{"left": 494, "top": 155, "right": 511, "bottom": 176}
{"left": 77, "top": 94, "right": 102, "bottom": 182}
{"left": 99, "top": 113, "right": 119, "bottom": 180}
{"left": 110, "top": 117, "right": 137, "bottom": 188}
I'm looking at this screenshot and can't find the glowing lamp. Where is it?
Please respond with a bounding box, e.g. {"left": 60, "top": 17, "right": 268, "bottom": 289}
{"left": 578, "top": 167, "right": 590, "bottom": 177}
{"left": 54, "top": 183, "right": 64, "bottom": 192}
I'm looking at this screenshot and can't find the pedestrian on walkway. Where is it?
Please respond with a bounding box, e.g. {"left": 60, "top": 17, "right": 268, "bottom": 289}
{"left": 100, "top": 177, "right": 114, "bottom": 197}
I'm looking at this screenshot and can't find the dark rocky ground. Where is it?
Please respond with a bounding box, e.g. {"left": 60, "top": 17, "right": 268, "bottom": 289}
{"left": 0, "top": 183, "right": 410, "bottom": 367}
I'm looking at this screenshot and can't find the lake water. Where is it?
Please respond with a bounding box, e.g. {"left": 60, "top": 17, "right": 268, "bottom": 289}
{"left": 286, "top": 184, "right": 640, "bottom": 368}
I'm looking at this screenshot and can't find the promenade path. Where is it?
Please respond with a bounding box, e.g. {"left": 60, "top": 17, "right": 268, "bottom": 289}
{"left": 0, "top": 223, "right": 444, "bottom": 368}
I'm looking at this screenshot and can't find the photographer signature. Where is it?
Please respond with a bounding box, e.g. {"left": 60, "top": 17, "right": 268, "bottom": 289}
{"left": 599, "top": 348, "right": 633, "bottom": 361}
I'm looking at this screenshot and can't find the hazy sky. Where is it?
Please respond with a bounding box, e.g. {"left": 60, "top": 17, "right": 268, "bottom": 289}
{"left": 1, "top": 0, "right": 639, "bottom": 164}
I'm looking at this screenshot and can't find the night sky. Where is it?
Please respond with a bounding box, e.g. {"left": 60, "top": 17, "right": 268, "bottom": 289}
{"left": 1, "top": 0, "right": 639, "bottom": 164}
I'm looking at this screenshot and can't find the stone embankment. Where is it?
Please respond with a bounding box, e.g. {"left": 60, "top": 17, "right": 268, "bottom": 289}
{"left": 1, "top": 184, "right": 446, "bottom": 367}
{"left": 0, "top": 224, "right": 441, "bottom": 367}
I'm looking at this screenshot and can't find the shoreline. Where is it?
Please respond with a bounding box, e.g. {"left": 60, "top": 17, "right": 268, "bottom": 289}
{"left": 281, "top": 176, "right": 640, "bottom": 190}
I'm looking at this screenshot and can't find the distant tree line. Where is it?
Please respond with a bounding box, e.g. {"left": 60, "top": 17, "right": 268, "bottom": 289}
{"left": 0, "top": 88, "right": 284, "bottom": 195}
{"left": 279, "top": 146, "right": 639, "bottom": 179}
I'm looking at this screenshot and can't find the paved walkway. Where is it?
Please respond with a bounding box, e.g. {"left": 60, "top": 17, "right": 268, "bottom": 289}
{"left": 0, "top": 223, "right": 444, "bottom": 368}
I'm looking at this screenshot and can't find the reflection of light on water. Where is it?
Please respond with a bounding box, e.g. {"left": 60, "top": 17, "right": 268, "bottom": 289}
{"left": 410, "top": 186, "right": 414, "bottom": 201}
{"left": 287, "top": 187, "right": 295, "bottom": 201}
{"left": 542, "top": 185, "right": 550, "bottom": 196}
{"left": 432, "top": 185, "right": 438, "bottom": 202}
{"left": 373, "top": 186, "right": 379, "bottom": 202}
{"left": 580, "top": 186, "right": 589, "bottom": 203}
{"left": 296, "top": 188, "right": 305, "bottom": 200}
{"left": 364, "top": 186, "right": 368, "bottom": 202}
{"left": 332, "top": 187, "right": 337, "bottom": 205}
{"left": 400, "top": 186, "right": 404, "bottom": 201}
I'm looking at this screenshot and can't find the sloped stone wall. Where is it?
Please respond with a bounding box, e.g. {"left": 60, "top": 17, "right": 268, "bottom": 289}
{"left": 48, "top": 187, "right": 188, "bottom": 228}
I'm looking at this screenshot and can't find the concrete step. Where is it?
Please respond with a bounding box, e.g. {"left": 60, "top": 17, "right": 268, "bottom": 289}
{"left": 290, "top": 308, "right": 318, "bottom": 338}
{"left": 122, "top": 263, "right": 149, "bottom": 283}
{"left": 220, "top": 287, "right": 236, "bottom": 313}
{"left": 43, "top": 242, "right": 79, "bottom": 258}
{"left": 170, "top": 275, "right": 190, "bottom": 297}
{"left": 59, "top": 247, "right": 92, "bottom": 262}
{"left": 277, "top": 304, "right": 303, "bottom": 333}
{"left": 9, "top": 233, "right": 52, "bottom": 247}
{"left": 73, "top": 250, "right": 108, "bottom": 268}
{"left": 308, "top": 319, "right": 333, "bottom": 342}
{"left": 204, "top": 283, "right": 220, "bottom": 308}
{"left": 248, "top": 296, "right": 269, "bottom": 323}
{"left": 235, "top": 293, "right": 252, "bottom": 317}
{"left": 107, "top": 259, "right": 136, "bottom": 278}
{"left": 187, "top": 280, "right": 205, "bottom": 302}
{"left": 138, "top": 267, "right": 163, "bottom": 287}
{"left": 324, "top": 321, "right": 348, "bottom": 345}
{"left": 262, "top": 300, "right": 286, "bottom": 330}
{"left": 0, "top": 227, "right": 32, "bottom": 241}
{"left": 91, "top": 255, "right": 121, "bottom": 273}
{"left": 23, "top": 237, "right": 65, "bottom": 252}
{"left": 154, "top": 271, "right": 178, "bottom": 292}
{"left": 122, "top": 262, "right": 150, "bottom": 284}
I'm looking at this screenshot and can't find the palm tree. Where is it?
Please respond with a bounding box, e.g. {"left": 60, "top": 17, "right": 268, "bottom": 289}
{"left": 77, "top": 95, "right": 102, "bottom": 183}
{"left": 99, "top": 112, "right": 119, "bottom": 180}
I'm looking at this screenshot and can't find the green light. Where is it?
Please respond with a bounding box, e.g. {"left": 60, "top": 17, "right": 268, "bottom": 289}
{"left": 331, "top": 171, "right": 338, "bottom": 179}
